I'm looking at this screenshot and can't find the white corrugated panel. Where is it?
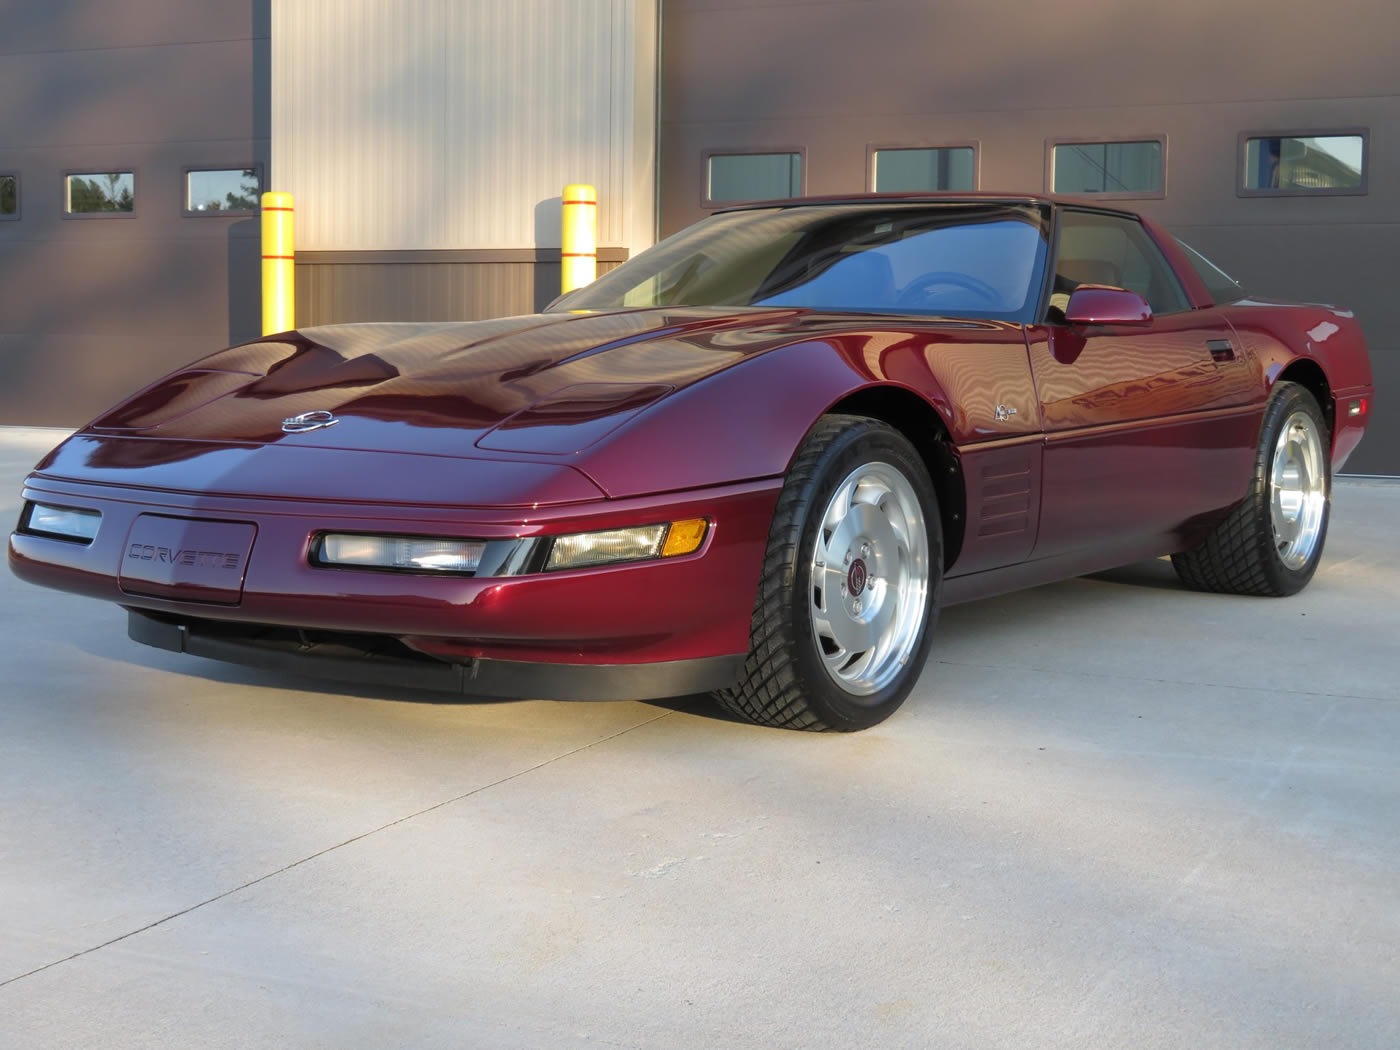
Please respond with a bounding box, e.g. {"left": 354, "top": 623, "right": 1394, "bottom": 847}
{"left": 272, "top": 0, "right": 656, "bottom": 253}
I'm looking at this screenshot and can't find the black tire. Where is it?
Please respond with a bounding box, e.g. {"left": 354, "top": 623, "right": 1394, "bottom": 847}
{"left": 712, "top": 415, "right": 943, "bottom": 731}
{"left": 1172, "top": 381, "right": 1331, "bottom": 597}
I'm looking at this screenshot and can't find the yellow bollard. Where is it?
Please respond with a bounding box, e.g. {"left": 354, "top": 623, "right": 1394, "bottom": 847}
{"left": 261, "top": 191, "right": 295, "bottom": 334}
{"left": 560, "top": 184, "right": 597, "bottom": 295}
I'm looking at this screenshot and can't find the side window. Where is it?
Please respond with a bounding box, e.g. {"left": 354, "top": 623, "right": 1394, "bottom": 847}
{"left": 1048, "top": 210, "right": 1189, "bottom": 318}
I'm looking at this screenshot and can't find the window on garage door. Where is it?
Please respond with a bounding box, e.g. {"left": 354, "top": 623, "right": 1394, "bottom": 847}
{"left": 705, "top": 151, "right": 803, "bottom": 205}
{"left": 870, "top": 146, "right": 976, "bottom": 192}
{"left": 1049, "top": 139, "right": 1165, "bottom": 199}
{"left": 185, "top": 167, "right": 262, "bottom": 214}
{"left": 1240, "top": 131, "right": 1367, "bottom": 195}
{"left": 65, "top": 171, "right": 135, "bottom": 215}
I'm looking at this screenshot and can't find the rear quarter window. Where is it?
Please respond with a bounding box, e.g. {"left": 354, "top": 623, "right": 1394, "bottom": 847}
{"left": 1176, "top": 239, "right": 1245, "bottom": 304}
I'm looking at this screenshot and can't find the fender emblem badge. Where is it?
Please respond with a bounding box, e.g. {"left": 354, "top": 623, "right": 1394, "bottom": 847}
{"left": 995, "top": 404, "right": 1018, "bottom": 422}
{"left": 281, "top": 410, "right": 340, "bottom": 433}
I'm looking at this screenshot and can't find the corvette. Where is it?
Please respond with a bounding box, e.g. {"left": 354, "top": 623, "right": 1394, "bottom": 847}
{"left": 8, "top": 193, "right": 1374, "bottom": 730}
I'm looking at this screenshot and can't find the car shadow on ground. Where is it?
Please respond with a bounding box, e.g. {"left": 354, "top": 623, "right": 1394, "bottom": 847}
{"left": 70, "top": 629, "right": 522, "bottom": 706}
{"left": 66, "top": 558, "right": 1185, "bottom": 716}
{"left": 1081, "top": 555, "right": 1184, "bottom": 591}
{"left": 649, "top": 557, "right": 1191, "bottom": 724}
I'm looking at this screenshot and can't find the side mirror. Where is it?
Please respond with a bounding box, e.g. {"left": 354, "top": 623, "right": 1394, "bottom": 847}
{"left": 1064, "top": 286, "right": 1153, "bottom": 327}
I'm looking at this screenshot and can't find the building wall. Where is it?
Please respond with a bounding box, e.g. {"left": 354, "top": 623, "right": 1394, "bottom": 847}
{"left": 0, "top": 0, "right": 270, "bottom": 427}
{"left": 3, "top": 0, "right": 1394, "bottom": 474}
{"left": 293, "top": 251, "right": 626, "bottom": 324}
{"left": 273, "top": 0, "right": 658, "bottom": 323}
{"left": 659, "top": 0, "right": 1400, "bottom": 474}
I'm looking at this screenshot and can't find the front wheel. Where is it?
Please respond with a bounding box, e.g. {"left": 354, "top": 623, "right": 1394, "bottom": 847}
{"left": 713, "top": 415, "right": 942, "bottom": 731}
{"left": 1172, "top": 381, "right": 1331, "bottom": 596}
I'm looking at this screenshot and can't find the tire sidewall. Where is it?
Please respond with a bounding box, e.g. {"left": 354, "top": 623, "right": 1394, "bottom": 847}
{"left": 784, "top": 422, "right": 943, "bottom": 731}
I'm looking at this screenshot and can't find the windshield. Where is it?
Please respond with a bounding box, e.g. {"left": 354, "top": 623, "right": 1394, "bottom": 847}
{"left": 553, "top": 203, "right": 1052, "bottom": 323}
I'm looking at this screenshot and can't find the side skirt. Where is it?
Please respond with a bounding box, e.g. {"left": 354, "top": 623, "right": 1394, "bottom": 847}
{"left": 942, "top": 535, "right": 1179, "bottom": 606}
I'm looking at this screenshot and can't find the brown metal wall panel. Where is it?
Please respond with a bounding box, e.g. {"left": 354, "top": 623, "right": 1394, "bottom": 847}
{"left": 0, "top": 0, "right": 269, "bottom": 56}
{"left": 0, "top": 40, "right": 270, "bottom": 149}
{"left": 0, "top": 1, "right": 269, "bottom": 429}
{"left": 660, "top": 0, "right": 1400, "bottom": 472}
{"left": 664, "top": 0, "right": 1397, "bottom": 125}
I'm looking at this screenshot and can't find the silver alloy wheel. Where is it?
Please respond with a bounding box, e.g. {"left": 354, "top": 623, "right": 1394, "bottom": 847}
{"left": 809, "top": 460, "right": 930, "bottom": 698}
{"left": 1269, "top": 409, "right": 1328, "bottom": 570}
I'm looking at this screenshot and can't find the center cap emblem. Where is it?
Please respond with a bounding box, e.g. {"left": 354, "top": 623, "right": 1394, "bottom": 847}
{"left": 281, "top": 410, "right": 340, "bottom": 434}
{"left": 847, "top": 558, "right": 868, "bottom": 597}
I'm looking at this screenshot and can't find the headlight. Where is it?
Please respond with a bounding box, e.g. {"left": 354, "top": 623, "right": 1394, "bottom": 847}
{"left": 311, "top": 518, "right": 708, "bottom": 577}
{"left": 317, "top": 533, "right": 485, "bottom": 574}
{"left": 545, "top": 518, "right": 708, "bottom": 571}
{"left": 546, "top": 524, "right": 667, "bottom": 571}
{"left": 23, "top": 502, "right": 102, "bottom": 543}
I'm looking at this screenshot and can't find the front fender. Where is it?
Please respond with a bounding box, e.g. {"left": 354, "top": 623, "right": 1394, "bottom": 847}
{"left": 574, "top": 339, "right": 954, "bottom": 499}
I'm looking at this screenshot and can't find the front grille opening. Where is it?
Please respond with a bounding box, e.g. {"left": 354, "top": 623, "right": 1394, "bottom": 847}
{"left": 159, "top": 614, "right": 452, "bottom": 666}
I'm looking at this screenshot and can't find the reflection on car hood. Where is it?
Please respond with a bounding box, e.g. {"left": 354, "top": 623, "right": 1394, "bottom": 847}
{"left": 85, "top": 309, "right": 789, "bottom": 456}
{"left": 83, "top": 307, "right": 1003, "bottom": 459}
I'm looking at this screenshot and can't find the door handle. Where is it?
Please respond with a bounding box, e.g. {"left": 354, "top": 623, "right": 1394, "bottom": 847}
{"left": 1206, "top": 339, "right": 1235, "bottom": 362}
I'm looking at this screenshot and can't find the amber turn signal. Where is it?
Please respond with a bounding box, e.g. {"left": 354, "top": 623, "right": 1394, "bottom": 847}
{"left": 662, "top": 518, "right": 708, "bottom": 558}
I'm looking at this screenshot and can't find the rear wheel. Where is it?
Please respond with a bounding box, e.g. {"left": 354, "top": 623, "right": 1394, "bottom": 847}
{"left": 713, "top": 415, "right": 941, "bottom": 731}
{"left": 1172, "top": 381, "right": 1331, "bottom": 596}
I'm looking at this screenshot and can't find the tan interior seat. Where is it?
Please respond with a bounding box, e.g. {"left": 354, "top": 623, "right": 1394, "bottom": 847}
{"left": 1057, "top": 259, "right": 1122, "bottom": 288}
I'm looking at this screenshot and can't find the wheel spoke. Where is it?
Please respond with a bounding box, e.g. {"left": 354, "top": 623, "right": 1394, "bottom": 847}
{"left": 823, "top": 477, "right": 856, "bottom": 534}
{"left": 823, "top": 516, "right": 858, "bottom": 571}
{"left": 1272, "top": 489, "right": 1296, "bottom": 545}
{"left": 823, "top": 648, "right": 855, "bottom": 675}
{"left": 862, "top": 585, "right": 896, "bottom": 646}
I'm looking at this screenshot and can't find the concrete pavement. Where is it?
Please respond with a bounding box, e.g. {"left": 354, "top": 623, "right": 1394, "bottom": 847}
{"left": 2, "top": 427, "right": 1397, "bottom": 1049}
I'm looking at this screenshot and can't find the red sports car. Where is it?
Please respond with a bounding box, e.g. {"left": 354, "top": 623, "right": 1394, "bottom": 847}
{"left": 8, "top": 194, "right": 1374, "bottom": 730}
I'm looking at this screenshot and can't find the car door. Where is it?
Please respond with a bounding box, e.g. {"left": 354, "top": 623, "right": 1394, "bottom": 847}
{"left": 1027, "top": 208, "right": 1262, "bottom": 561}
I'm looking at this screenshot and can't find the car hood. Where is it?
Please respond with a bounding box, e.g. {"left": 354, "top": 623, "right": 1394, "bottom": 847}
{"left": 85, "top": 308, "right": 827, "bottom": 457}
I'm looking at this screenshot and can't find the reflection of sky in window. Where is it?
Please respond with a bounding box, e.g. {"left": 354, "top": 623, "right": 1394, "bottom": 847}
{"left": 758, "top": 220, "right": 1041, "bottom": 314}
{"left": 187, "top": 169, "right": 260, "bottom": 211}
{"left": 1245, "top": 134, "right": 1363, "bottom": 189}
{"left": 71, "top": 173, "right": 132, "bottom": 195}
{"left": 878, "top": 221, "right": 1039, "bottom": 298}
{"left": 1301, "top": 136, "right": 1362, "bottom": 173}
{"left": 66, "top": 172, "right": 134, "bottom": 211}
{"left": 565, "top": 204, "right": 1049, "bottom": 320}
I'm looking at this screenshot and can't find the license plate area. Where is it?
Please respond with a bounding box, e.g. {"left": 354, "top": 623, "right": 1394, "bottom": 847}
{"left": 119, "top": 515, "right": 257, "bottom": 605}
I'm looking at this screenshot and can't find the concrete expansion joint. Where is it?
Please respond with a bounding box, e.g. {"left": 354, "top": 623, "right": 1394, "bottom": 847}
{"left": 0, "top": 708, "right": 678, "bottom": 992}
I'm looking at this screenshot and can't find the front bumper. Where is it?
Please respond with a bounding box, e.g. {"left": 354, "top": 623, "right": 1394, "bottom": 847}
{"left": 127, "top": 609, "right": 746, "bottom": 700}
{"left": 9, "top": 474, "right": 781, "bottom": 690}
